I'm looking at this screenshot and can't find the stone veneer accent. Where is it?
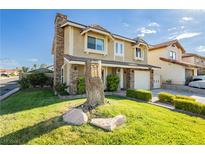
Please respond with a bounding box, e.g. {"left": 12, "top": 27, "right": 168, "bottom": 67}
{"left": 127, "top": 69, "right": 134, "bottom": 89}
{"left": 53, "top": 13, "right": 67, "bottom": 87}
{"left": 69, "top": 68, "right": 79, "bottom": 95}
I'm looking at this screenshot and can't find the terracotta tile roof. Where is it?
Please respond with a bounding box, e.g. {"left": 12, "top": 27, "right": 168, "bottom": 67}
{"left": 89, "top": 24, "right": 110, "bottom": 33}
{"left": 64, "top": 54, "right": 160, "bottom": 69}
{"left": 159, "top": 57, "right": 202, "bottom": 68}
{"left": 149, "top": 39, "right": 186, "bottom": 53}
{"left": 64, "top": 20, "right": 146, "bottom": 44}
{"left": 182, "top": 53, "right": 205, "bottom": 60}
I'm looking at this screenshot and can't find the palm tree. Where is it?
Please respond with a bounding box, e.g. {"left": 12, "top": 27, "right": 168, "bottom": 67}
{"left": 33, "top": 64, "right": 37, "bottom": 70}
{"left": 22, "top": 66, "right": 29, "bottom": 73}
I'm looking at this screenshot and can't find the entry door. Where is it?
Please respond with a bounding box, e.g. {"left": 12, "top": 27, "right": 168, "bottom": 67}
{"left": 153, "top": 74, "right": 161, "bottom": 89}
{"left": 134, "top": 70, "right": 150, "bottom": 90}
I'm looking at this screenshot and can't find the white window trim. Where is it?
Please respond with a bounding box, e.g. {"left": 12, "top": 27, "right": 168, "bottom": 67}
{"left": 134, "top": 47, "right": 144, "bottom": 61}
{"left": 114, "top": 41, "right": 124, "bottom": 57}
{"left": 169, "top": 51, "right": 177, "bottom": 60}
{"left": 84, "top": 33, "right": 108, "bottom": 55}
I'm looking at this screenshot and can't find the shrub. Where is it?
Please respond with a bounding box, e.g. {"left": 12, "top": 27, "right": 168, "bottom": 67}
{"left": 175, "top": 95, "right": 196, "bottom": 101}
{"left": 166, "top": 80, "right": 172, "bottom": 84}
{"left": 55, "top": 83, "right": 68, "bottom": 95}
{"left": 174, "top": 99, "right": 205, "bottom": 115}
{"left": 106, "top": 74, "right": 120, "bottom": 91}
{"left": 158, "top": 92, "right": 175, "bottom": 104}
{"left": 126, "top": 89, "right": 152, "bottom": 101}
{"left": 77, "top": 76, "right": 86, "bottom": 94}
{"left": 27, "top": 73, "right": 48, "bottom": 88}
{"left": 46, "top": 77, "right": 53, "bottom": 87}
{"left": 18, "top": 77, "right": 30, "bottom": 89}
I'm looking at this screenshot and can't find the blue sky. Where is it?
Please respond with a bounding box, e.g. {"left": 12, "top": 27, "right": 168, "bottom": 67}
{"left": 0, "top": 9, "right": 205, "bottom": 69}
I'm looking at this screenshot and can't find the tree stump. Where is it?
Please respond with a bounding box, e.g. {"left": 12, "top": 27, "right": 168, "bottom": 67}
{"left": 81, "top": 60, "right": 105, "bottom": 111}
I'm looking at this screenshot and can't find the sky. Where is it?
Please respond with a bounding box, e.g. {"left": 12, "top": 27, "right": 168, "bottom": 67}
{"left": 0, "top": 9, "right": 205, "bottom": 69}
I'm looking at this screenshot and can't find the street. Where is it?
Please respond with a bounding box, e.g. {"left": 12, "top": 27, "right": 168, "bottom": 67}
{"left": 0, "top": 76, "right": 19, "bottom": 96}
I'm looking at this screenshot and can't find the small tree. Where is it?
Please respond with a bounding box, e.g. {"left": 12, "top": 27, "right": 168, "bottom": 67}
{"left": 106, "top": 74, "right": 120, "bottom": 91}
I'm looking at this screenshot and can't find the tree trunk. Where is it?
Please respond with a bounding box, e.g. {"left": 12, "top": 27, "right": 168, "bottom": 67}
{"left": 82, "top": 60, "right": 105, "bottom": 111}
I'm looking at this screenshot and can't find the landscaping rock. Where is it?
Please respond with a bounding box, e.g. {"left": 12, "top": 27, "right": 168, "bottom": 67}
{"left": 90, "top": 115, "right": 126, "bottom": 131}
{"left": 63, "top": 109, "right": 88, "bottom": 125}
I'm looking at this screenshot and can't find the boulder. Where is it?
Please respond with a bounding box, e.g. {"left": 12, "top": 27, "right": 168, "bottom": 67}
{"left": 63, "top": 109, "right": 88, "bottom": 125}
{"left": 90, "top": 115, "right": 126, "bottom": 131}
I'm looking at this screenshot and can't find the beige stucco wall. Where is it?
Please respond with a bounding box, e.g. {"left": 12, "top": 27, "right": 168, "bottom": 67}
{"left": 148, "top": 47, "right": 186, "bottom": 85}
{"left": 64, "top": 26, "right": 148, "bottom": 64}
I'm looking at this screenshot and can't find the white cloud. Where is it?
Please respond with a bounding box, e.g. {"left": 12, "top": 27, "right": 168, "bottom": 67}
{"left": 148, "top": 22, "right": 160, "bottom": 27}
{"left": 0, "top": 58, "right": 19, "bottom": 68}
{"left": 27, "top": 58, "right": 39, "bottom": 62}
{"left": 182, "top": 17, "right": 193, "bottom": 21}
{"left": 168, "top": 27, "right": 177, "bottom": 31}
{"left": 122, "top": 22, "right": 130, "bottom": 28}
{"left": 136, "top": 27, "right": 156, "bottom": 37}
{"left": 169, "top": 32, "right": 201, "bottom": 40}
{"left": 137, "top": 27, "right": 157, "bottom": 34}
{"left": 196, "top": 46, "right": 205, "bottom": 53}
{"left": 137, "top": 33, "right": 145, "bottom": 37}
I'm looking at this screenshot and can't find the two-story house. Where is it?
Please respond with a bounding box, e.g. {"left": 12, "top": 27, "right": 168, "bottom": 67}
{"left": 182, "top": 53, "right": 205, "bottom": 75}
{"left": 52, "top": 13, "right": 159, "bottom": 94}
{"left": 148, "top": 40, "right": 198, "bottom": 85}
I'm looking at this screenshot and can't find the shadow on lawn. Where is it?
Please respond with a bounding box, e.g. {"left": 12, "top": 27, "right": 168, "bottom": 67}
{"left": 0, "top": 116, "right": 66, "bottom": 145}
{"left": 0, "top": 89, "right": 71, "bottom": 116}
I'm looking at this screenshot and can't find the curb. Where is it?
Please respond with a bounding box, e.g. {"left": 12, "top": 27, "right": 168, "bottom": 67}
{"left": 0, "top": 87, "right": 20, "bottom": 102}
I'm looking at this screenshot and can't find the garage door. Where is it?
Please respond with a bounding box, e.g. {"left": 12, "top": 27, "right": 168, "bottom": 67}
{"left": 134, "top": 70, "right": 150, "bottom": 90}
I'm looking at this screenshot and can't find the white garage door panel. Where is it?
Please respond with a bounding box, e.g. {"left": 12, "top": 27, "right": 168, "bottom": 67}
{"left": 134, "top": 71, "right": 150, "bottom": 90}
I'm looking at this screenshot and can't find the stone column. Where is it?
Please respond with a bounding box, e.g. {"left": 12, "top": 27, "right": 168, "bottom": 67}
{"left": 69, "top": 68, "right": 79, "bottom": 95}
{"left": 127, "top": 69, "right": 134, "bottom": 89}
{"left": 53, "top": 13, "right": 67, "bottom": 87}
{"left": 150, "top": 69, "right": 154, "bottom": 90}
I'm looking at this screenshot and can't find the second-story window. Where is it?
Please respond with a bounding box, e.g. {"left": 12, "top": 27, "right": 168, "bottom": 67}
{"left": 114, "top": 42, "right": 124, "bottom": 56}
{"left": 135, "top": 48, "right": 143, "bottom": 59}
{"left": 169, "top": 51, "right": 176, "bottom": 60}
{"left": 87, "top": 36, "right": 104, "bottom": 51}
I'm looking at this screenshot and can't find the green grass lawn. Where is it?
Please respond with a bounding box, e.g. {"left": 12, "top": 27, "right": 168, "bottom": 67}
{"left": 0, "top": 89, "right": 205, "bottom": 145}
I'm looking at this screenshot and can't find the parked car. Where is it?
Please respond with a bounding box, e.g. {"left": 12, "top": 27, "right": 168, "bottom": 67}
{"left": 189, "top": 75, "right": 205, "bottom": 89}
{"left": 0, "top": 73, "right": 9, "bottom": 77}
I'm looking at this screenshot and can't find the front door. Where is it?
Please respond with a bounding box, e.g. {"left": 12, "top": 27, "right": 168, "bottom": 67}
{"left": 153, "top": 74, "right": 161, "bottom": 89}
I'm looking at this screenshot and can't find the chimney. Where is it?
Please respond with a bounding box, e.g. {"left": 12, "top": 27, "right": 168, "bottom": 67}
{"left": 53, "top": 13, "right": 67, "bottom": 87}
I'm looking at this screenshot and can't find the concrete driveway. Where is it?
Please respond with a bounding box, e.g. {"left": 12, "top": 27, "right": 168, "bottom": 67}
{"left": 0, "top": 76, "right": 19, "bottom": 96}
{"left": 152, "top": 89, "right": 205, "bottom": 104}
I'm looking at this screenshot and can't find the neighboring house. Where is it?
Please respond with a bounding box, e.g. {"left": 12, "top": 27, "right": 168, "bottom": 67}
{"left": 182, "top": 53, "right": 205, "bottom": 75}
{"left": 52, "top": 13, "right": 160, "bottom": 94}
{"left": 148, "top": 40, "right": 198, "bottom": 85}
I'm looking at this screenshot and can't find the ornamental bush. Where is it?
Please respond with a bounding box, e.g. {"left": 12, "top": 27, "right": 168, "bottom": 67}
{"left": 106, "top": 74, "right": 120, "bottom": 91}
{"left": 55, "top": 83, "right": 68, "bottom": 96}
{"left": 77, "top": 76, "right": 86, "bottom": 94}
{"left": 18, "top": 77, "right": 30, "bottom": 89}
{"left": 175, "top": 95, "right": 196, "bottom": 101}
{"left": 158, "top": 92, "right": 175, "bottom": 104}
{"left": 174, "top": 99, "right": 205, "bottom": 115}
{"left": 27, "top": 73, "right": 48, "bottom": 88}
{"left": 126, "top": 89, "right": 152, "bottom": 101}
